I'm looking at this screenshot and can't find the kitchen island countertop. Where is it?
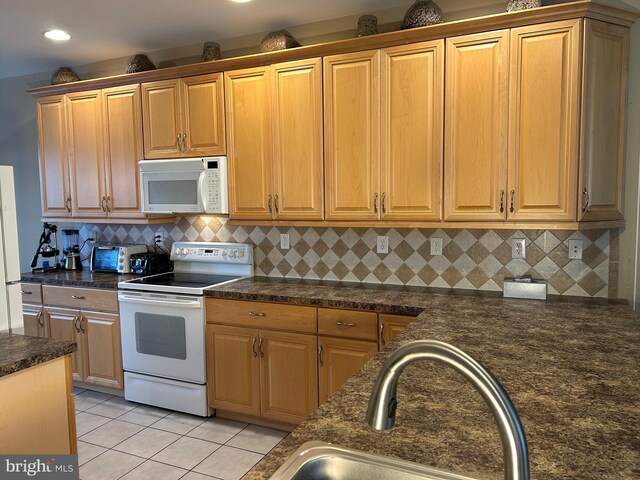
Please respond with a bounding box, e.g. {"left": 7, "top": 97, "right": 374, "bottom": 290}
{"left": 0, "top": 332, "right": 76, "bottom": 377}
{"left": 205, "top": 277, "right": 640, "bottom": 480}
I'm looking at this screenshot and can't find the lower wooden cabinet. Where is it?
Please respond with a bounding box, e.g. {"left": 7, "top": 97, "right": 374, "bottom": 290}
{"left": 23, "top": 304, "right": 47, "bottom": 338}
{"left": 318, "top": 336, "right": 377, "bottom": 404}
{"left": 47, "top": 307, "right": 85, "bottom": 382}
{"left": 379, "top": 314, "right": 415, "bottom": 347}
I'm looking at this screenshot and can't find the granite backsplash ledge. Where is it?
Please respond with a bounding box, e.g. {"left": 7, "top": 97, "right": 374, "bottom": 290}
{"left": 76, "top": 216, "right": 618, "bottom": 298}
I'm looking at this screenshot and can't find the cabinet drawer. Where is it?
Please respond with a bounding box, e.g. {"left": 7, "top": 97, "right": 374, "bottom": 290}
{"left": 318, "top": 308, "right": 378, "bottom": 341}
{"left": 206, "top": 299, "right": 316, "bottom": 334}
{"left": 20, "top": 283, "right": 43, "bottom": 304}
{"left": 43, "top": 286, "right": 118, "bottom": 313}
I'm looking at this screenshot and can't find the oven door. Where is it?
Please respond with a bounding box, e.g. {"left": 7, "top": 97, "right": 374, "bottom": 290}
{"left": 140, "top": 170, "right": 205, "bottom": 214}
{"left": 118, "top": 291, "right": 206, "bottom": 383}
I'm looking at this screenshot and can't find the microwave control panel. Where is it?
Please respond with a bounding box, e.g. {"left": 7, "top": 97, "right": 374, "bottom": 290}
{"left": 204, "top": 158, "right": 229, "bottom": 214}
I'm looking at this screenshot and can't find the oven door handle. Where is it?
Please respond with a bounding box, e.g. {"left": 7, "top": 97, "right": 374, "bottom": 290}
{"left": 118, "top": 294, "right": 202, "bottom": 309}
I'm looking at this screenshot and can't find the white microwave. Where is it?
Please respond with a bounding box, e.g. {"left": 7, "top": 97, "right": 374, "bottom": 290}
{"left": 140, "top": 157, "right": 228, "bottom": 214}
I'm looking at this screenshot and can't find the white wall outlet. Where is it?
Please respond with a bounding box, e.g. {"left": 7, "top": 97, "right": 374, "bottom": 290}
{"left": 568, "top": 239, "right": 583, "bottom": 260}
{"left": 377, "top": 236, "right": 389, "bottom": 254}
{"left": 512, "top": 238, "right": 526, "bottom": 259}
{"left": 154, "top": 231, "right": 166, "bottom": 243}
{"left": 280, "top": 233, "right": 290, "bottom": 250}
{"left": 430, "top": 238, "right": 443, "bottom": 256}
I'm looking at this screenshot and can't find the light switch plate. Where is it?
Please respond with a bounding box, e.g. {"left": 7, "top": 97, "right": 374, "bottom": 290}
{"left": 280, "top": 233, "right": 290, "bottom": 250}
{"left": 377, "top": 236, "right": 389, "bottom": 254}
{"left": 568, "top": 239, "right": 583, "bottom": 259}
{"left": 512, "top": 239, "right": 526, "bottom": 259}
{"left": 430, "top": 238, "right": 443, "bottom": 256}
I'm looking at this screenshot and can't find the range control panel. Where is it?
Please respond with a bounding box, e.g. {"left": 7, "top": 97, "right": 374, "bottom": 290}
{"left": 170, "top": 242, "right": 253, "bottom": 265}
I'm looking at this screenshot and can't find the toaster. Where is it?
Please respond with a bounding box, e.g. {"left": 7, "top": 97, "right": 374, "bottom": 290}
{"left": 129, "top": 252, "right": 173, "bottom": 275}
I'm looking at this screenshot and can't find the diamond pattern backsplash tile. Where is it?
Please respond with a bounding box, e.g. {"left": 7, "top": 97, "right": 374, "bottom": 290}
{"left": 77, "top": 217, "right": 619, "bottom": 298}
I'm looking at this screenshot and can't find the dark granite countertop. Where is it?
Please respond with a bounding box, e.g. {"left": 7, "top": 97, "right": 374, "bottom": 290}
{"left": 20, "top": 270, "right": 139, "bottom": 290}
{"left": 205, "top": 277, "right": 640, "bottom": 480}
{"left": 0, "top": 332, "right": 76, "bottom": 377}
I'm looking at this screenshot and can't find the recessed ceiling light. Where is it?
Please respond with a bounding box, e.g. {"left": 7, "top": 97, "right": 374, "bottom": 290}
{"left": 44, "top": 30, "right": 71, "bottom": 41}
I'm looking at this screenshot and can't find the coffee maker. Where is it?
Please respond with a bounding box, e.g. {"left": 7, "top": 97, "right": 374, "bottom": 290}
{"left": 61, "top": 229, "right": 82, "bottom": 271}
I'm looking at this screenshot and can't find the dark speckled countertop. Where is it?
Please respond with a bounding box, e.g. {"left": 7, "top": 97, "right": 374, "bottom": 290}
{"left": 0, "top": 332, "right": 76, "bottom": 377}
{"left": 20, "top": 270, "right": 138, "bottom": 289}
{"left": 204, "top": 277, "right": 640, "bottom": 480}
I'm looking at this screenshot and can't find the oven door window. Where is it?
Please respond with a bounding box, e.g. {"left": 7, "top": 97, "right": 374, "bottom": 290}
{"left": 134, "top": 312, "right": 187, "bottom": 360}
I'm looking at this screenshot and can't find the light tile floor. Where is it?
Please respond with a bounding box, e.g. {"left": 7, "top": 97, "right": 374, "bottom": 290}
{"left": 73, "top": 387, "right": 288, "bottom": 480}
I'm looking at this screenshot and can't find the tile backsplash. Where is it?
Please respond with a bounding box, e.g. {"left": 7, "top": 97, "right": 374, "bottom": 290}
{"left": 78, "top": 216, "right": 619, "bottom": 298}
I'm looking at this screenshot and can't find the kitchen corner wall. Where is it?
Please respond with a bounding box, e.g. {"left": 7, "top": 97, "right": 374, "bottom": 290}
{"left": 78, "top": 217, "right": 618, "bottom": 298}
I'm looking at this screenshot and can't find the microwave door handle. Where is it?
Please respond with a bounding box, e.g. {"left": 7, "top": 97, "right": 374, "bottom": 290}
{"left": 118, "top": 295, "right": 202, "bottom": 309}
{"left": 198, "top": 171, "right": 207, "bottom": 212}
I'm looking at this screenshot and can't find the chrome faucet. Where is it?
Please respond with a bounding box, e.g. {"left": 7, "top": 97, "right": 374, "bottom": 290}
{"left": 366, "top": 340, "right": 529, "bottom": 480}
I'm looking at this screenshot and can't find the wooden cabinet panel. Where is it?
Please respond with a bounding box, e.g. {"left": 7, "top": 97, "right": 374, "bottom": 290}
{"left": 318, "top": 336, "right": 377, "bottom": 404}
{"left": 381, "top": 41, "right": 443, "bottom": 221}
{"left": 444, "top": 30, "right": 509, "bottom": 221}
{"left": 36, "top": 96, "right": 71, "bottom": 218}
{"left": 379, "top": 314, "right": 415, "bottom": 347}
{"left": 226, "top": 67, "right": 274, "bottom": 219}
{"left": 102, "top": 85, "right": 145, "bottom": 219}
{"left": 43, "top": 285, "right": 118, "bottom": 312}
{"left": 508, "top": 20, "right": 581, "bottom": 221}
{"left": 83, "top": 310, "right": 123, "bottom": 389}
{"left": 318, "top": 308, "right": 378, "bottom": 341}
{"left": 207, "top": 324, "right": 260, "bottom": 416}
{"left": 272, "top": 59, "right": 324, "bottom": 220}
{"left": 141, "top": 80, "right": 182, "bottom": 159}
{"left": 260, "top": 330, "right": 318, "bottom": 424}
{"left": 579, "top": 20, "right": 628, "bottom": 222}
{"left": 324, "top": 51, "right": 380, "bottom": 220}
{"left": 66, "top": 90, "right": 107, "bottom": 218}
{"left": 46, "top": 307, "right": 84, "bottom": 382}
{"left": 23, "top": 305, "right": 46, "bottom": 338}
{"left": 182, "top": 73, "right": 226, "bottom": 156}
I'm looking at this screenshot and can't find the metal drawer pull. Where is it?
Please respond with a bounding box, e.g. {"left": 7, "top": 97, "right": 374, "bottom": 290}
{"left": 177, "top": 134, "right": 182, "bottom": 152}
{"left": 318, "top": 344, "right": 324, "bottom": 367}
{"left": 258, "top": 337, "right": 264, "bottom": 358}
{"left": 268, "top": 194, "right": 273, "bottom": 214}
{"left": 373, "top": 192, "right": 378, "bottom": 213}
{"left": 252, "top": 337, "right": 257, "bottom": 358}
{"left": 274, "top": 194, "right": 279, "bottom": 214}
{"left": 182, "top": 133, "right": 187, "bottom": 153}
{"left": 79, "top": 316, "right": 85, "bottom": 333}
{"left": 65, "top": 197, "right": 72, "bottom": 212}
{"left": 499, "top": 190, "right": 505, "bottom": 214}
{"left": 379, "top": 322, "right": 385, "bottom": 346}
{"left": 21, "top": 290, "right": 32, "bottom": 295}
{"left": 37, "top": 311, "right": 44, "bottom": 328}
{"left": 248, "top": 312, "right": 266, "bottom": 317}
{"left": 381, "top": 192, "right": 386, "bottom": 213}
{"left": 510, "top": 190, "right": 515, "bottom": 214}
{"left": 73, "top": 316, "right": 81, "bottom": 333}
{"left": 582, "top": 188, "right": 590, "bottom": 213}
{"left": 71, "top": 295, "right": 85, "bottom": 300}
{"left": 336, "top": 321, "right": 356, "bottom": 327}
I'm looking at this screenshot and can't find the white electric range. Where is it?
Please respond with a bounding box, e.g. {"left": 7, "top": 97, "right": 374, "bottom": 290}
{"left": 118, "top": 241, "right": 253, "bottom": 416}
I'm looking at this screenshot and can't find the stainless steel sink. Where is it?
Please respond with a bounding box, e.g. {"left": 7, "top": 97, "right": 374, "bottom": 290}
{"left": 268, "top": 441, "right": 476, "bottom": 480}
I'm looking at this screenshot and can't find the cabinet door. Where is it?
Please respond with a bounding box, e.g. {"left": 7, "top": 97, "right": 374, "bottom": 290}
{"left": 36, "top": 96, "right": 71, "bottom": 217}
{"left": 260, "top": 330, "right": 318, "bottom": 424}
{"left": 23, "top": 305, "right": 46, "bottom": 338}
{"left": 508, "top": 20, "right": 581, "bottom": 221}
{"left": 381, "top": 41, "right": 443, "bottom": 221}
{"left": 272, "top": 58, "right": 324, "bottom": 220}
{"left": 225, "top": 67, "right": 274, "bottom": 219}
{"left": 83, "top": 310, "right": 123, "bottom": 389}
{"left": 66, "top": 90, "right": 107, "bottom": 218}
{"left": 102, "top": 85, "right": 145, "bottom": 219}
{"left": 444, "top": 30, "right": 509, "bottom": 221}
{"left": 182, "top": 73, "right": 226, "bottom": 156}
{"left": 379, "top": 314, "right": 415, "bottom": 348}
{"left": 324, "top": 51, "right": 380, "bottom": 220}
{"left": 141, "top": 79, "right": 182, "bottom": 159}
{"left": 207, "top": 324, "right": 260, "bottom": 416}
{"left": 46, "top": 307, "right": 84, "bottom": 382}
{"left": 318, "top": 336, "right": 377, "bottom": 404}
{"left": 579, "top": 20, "right": 628, "bottom": 222}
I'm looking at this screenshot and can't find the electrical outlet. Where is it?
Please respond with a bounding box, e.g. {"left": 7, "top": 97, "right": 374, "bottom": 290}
{"left": 512, "top": 239, "right": 526, "bottom": 259}
{"left": 430, "top": 238, "right": 443, "bottom": 256}
{"left": 568, "top": 239, "right": 583, "bottom": 259}
{"left": 155, "top": 231, "right": 166, "bottom": 243}
{"left": 280, "top": 233, "right": 290, "bottom": 250}
{"left": 377, "top": 236, "right": 389, "bottom": 254}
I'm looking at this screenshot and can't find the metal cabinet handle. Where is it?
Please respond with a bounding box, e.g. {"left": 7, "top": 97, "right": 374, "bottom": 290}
{"left": 318, "top": 344, "right": 324, "bottom": 367}
{"left": 582, "top": 188, "right": 590, "bottom": 213}
{"left": 499, "top": 190, "right": 505, "bottom": 214}
{"left": 252, "top": 337, "right": 257, "bottom": 358}
{"left": 182, "top": 133, "right": 187, "bottom": 153}
{"left": 36, "top": 311, "right": 44, "bottom": 328}
{"left": 336, "top": 321, "right": 356, "bottom": 328}
{"left": 177, "top": 134, "right": 182, "bottom": 152}
{"left": 268, "top": 194, "right": 272, "bottom": 214}
{"left": 79, "top": 315, "right": 85, "bottom": 333}
{"left": 274, "top": 194, "right": 279, "bottom": 214}
{"left": 21, "top": 290, "right": 32, "bottom": 295}
{"left": 66, "top": 197, "right": 72, "bottom": 212}
{"left": 248, "top": 312, "right": 266, "bottom": 317}
{"left": 510, "top": 190, "right": 515, "bottom": 214}
{"left": 381, "top": 192, "right": 386, "bottom": 214}
{"left": 258, "top": 337, "right": 264, "bottom": 358}
{"left": 106, "top": 196, "right": 112, "bottom": 213}
{"left": 73, "top": 315, "right": 80, "bottom": 333}
{"left": 101, "top": 196, "right": 107, "bottom": 213}
{"left": 71, "top": 295, "right": 85, "bottom": 300}
{"left": 379, "top": 322, "right": 385, "bottom": 346}
{"left": 373, "top": 193, "right": 378, "bottom": 214}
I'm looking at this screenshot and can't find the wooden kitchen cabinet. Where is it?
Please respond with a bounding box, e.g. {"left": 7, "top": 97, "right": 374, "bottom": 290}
{"left": 318, "top": 336, "right": 377, "bottom": 404}
{"left": 36, "top": 95, "right": 72, "bottom": 218}
{"left": 23, "top": 305, "right": 46, "bottom": 338}
{"left": 142, "top": 74, "right": 225, "bottom": 160}
{"left": 46, "top": 307, "right": 85, "bottom": 382}
{"left": 380, "top": 41, "right": 443, "bottom": 221}
{"left": 444, "top": 30, "right": 509, "bottom": 221}
{"left": 379, "top": 314, "right": 415, "bottom": 347}
{"left": 83, "top": 310, "right": 123, "bottom": 389}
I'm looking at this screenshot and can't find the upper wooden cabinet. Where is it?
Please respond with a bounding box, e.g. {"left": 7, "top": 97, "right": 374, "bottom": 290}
{"left": 444, "top": 30, "right": 509, "bottom": 221}
{"left": 507, "top": 19, "right": 582, "bottom": 221}
{"left": 141, "top": 73, "right": 226, "bottom": 159}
